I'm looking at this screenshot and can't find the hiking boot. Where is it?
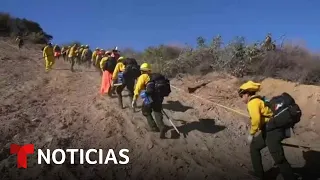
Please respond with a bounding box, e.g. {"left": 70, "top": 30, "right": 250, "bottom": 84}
{"left": 146, "top": 115, "right": 158, "bottom": 131}
{"left": 107, "top": 86, "right": 114, "bottom": 97}
{"left": 112, "top": 89, "right": 116, "bottom": 95}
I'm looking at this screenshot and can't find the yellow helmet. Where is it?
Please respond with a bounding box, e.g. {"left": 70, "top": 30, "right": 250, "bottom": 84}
{"left": 140, "top": 63, "right": 151, "bottom": 71}
{"left": 117, "top": 56, "right": 125, "bottom": 61}
{"left": 238, "top": 81, "right": 261, "bottom": 96}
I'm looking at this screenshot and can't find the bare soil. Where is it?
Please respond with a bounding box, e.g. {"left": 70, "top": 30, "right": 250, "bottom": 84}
{"left": 0, "top": 40, "right": 319, "bottom": 180}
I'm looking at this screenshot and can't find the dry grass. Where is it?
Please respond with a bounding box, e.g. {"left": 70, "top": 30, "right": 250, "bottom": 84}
{"left": 122, "top": 36, "right": 320, "bottom": 85}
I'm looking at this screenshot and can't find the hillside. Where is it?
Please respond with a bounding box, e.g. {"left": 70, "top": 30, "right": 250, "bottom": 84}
{"left": 0, "top": 37, "right": 319, "bottom": 180}
{"left": 0, "top": 13, "right": 52, "bottom": 44}
{"left": 0, "top": 14, "right": 320, "bottom": 180}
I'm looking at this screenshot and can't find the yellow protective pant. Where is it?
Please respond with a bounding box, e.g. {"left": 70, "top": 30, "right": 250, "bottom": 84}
{"left": 45, "top": 57, "right": 55, "bottom": 71}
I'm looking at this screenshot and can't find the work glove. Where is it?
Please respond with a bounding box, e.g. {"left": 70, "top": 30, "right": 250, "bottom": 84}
{"left": 247, "top": 135, "right": 253, "bottom": 144}
{"left": 131, "top": 99, "right": 137, "bottom": 108}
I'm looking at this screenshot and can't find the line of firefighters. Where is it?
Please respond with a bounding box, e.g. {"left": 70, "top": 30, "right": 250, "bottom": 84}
{"left": 46, "top": 43, "right": 120, "bottom": 73}
{"left": 41, "top": 40, "right": 300, "bottom": 180}
{"left": 42, "top": 42, "right": 168, "bottom": 138}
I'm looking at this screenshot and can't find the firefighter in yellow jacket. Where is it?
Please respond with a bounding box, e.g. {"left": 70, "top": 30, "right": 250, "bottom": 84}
{"left": 78, "top": 45, "right": 85, "bottom": 63}
{"left": 95, "top": 49, "right": 104, "bottom": 70}
{"left": 100, "top": 51, "right": 112, "bottom": 71}
{"left": 66, "top": 46, "right": 71, "bottom": 62}
{"left": 74, "top": 47, "right": 80, "bottom": 65}
{"left": 43, "top": 43, "right": 55, "bottom": 72}
{"left": 81, "top": 45, "right": 92, "bottom": 68}
{"left": 61, "top": 46, "right": 66, "bottom": 61}
{"left": 92, "top": 48, "right": 99, "bottom": 65}
{"left": 238, "top": 81, "right": 295, "bottom": 180}
{"left": 111, "top": 56, "right": 128, "bottom": 108}
{"left": 15, "top": 36, "right": 24, "bottom": 49}
{"left": 132, "top": 63, "right": 166, "bottom": 138}
{"left": 68, "top": 44, "right": 78, "bottom": 72}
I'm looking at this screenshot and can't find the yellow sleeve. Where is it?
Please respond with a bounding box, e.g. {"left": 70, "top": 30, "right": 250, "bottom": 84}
{"left": 82, "top": 49, "right": 87, "bottom": 57}
{"left": 68, "top": 48, "right": 71, "bottom": 56}
{"left": 133, "top": 75, "right": 148, "bottom": 101}
{"left": 99, "top": 57, "right": 105, "bottom": 69}
{"left": 112, "top": 63, "right": 121, "bottom": 80}
{"left": 43, "top": 46, "right": 47, "bottom": 57}
{"left": 247, "top": 99, "right": 262, "bottom": 135}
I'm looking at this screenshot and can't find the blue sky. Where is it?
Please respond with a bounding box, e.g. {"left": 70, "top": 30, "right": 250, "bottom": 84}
{"left": 2, "top": 0, "right": 320, "bottom": 51}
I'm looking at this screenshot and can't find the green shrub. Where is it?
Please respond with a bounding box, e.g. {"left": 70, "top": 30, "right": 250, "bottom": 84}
{"left": 0, "top": 12, "right": 52, "bottom": 44}
{"left": 123, "top": 35, "right": 320, "bottom": 85}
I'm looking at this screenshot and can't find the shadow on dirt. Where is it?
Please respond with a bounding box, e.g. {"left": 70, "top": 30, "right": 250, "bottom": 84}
{"left": 53, "top": 68, "right": 97, "bottom": 73}
{"left": 170, "top": 118, "right": 226, "bottom": 138}
{"left": 187, "top": 82, "right": 211, "bottom": 93}
{"left": 264, "top": 149, "right": 320, "bottom": 180}
{"left": 162, "top": 100, "right": 193, "bottom": 112}
{"left": 294, "top": 150, "right": 320, "bottom": 180}
{"left": 53, "top": 68, "right": 70, "bottom": 71}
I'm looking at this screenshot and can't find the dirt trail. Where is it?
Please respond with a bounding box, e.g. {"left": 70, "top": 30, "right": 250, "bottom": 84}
{"left": 0, "top": 41, "right": 319, "bottom": 180}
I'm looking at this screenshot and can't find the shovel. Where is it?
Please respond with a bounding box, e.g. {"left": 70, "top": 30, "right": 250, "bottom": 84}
{"left": 161, "top": 109, "right": 180, "bottom": 135}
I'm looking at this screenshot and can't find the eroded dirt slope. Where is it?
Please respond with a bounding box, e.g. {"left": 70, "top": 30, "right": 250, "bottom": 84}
{"left": 173, "top": 73, "right": 320, "bottom": 147}
{"left": 0, "top": 41, "right": 319, "bottom": 180}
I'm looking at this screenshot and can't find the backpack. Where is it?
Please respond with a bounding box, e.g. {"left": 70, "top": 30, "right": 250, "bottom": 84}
{"left": 104, "top": 57, "right": 117, "bottom": 73}
{"left": 55, "top": 46, "right": 61, "bottom": 52}
{"left": 122, "top": 58, "right": 141, "bottom": 80}
{"left": 146, "top": 73, "right": 171, "bottom": 97}
{"left": 86, "top": 49, "right": 92, "bottom": 59}
{"left": 252, "top": 92, "right": 302, "bottom": 131}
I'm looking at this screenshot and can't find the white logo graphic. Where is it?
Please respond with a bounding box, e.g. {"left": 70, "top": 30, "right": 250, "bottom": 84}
{"left": 275, "top": 103, "right": 284, "bottom": 110}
